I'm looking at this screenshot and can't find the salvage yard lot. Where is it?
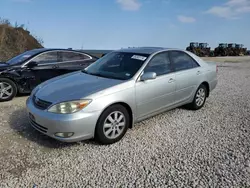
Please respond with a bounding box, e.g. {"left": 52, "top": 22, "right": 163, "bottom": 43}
{"left": 1, "top": 57, "right": 250, "bottom": 187}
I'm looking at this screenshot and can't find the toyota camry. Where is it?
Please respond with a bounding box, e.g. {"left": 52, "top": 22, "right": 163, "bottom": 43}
{"left": 26, "top": 47, "right": 218, "bottom": 144}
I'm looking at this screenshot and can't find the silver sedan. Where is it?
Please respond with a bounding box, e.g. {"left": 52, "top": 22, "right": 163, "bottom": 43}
{"left": 26, "top": 47, "right": 218, "bottom": 144}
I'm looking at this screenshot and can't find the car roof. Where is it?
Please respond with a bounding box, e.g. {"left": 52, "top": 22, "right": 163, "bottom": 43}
{"left": 116, "top": 47, "right": 171, "bottom": 55}
{"left": 28, "top": 48, "right": 94, "bottom": 54}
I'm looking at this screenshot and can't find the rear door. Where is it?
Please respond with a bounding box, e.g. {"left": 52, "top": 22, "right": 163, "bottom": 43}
{"left": 135, "top": 51, "right": 176, "bottom": 119}
{"left": 168, "top": 50, "right": 202, "bottom": 104}
{"left": 57, "top": 51, "right": 96, "bottom": 74}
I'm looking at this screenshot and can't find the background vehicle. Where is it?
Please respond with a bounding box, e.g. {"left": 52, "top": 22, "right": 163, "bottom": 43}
{"left": 214, "top": 43, "right": 228, "bottom": 56}
{"left": 0, "top": 48, "right": 98, "bottom": 101}
{"left": 26, "top": 47, "right": 218, "bottom": 145}
{"left": 236, "top": 44, "right": 247, "bottom": 55}
{"left": 186, "top": 42, "right": 199, "bottom": 56}
{"left": 186, "top": 42, "right": 212, "bottom": 57}
{"left": 198, "top": 43, "right": 211, "bottom": 57}
{"left": 227, "top": 43, "right": 237, "bottom": 56}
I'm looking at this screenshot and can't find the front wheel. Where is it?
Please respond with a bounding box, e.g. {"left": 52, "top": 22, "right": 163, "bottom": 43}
{"left": 95, "top": 104, "right": 130, "bottom": 144}
{"left": 187, "top": 84, "right": 207, "bottom": 110}
{"left": 0, "top": 78, "right": 17, "bottom": 102}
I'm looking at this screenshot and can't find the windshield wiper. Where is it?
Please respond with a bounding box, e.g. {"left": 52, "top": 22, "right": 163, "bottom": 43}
{"left": 81, "top": 70, "right": 125, "bottom": 80}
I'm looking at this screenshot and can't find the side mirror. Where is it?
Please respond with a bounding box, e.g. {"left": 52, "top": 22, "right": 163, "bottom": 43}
{"left": 27, "top": 61, "right": 38, "bottom": 68}
{"left": 140, "top": 72, "right": 157, "bottom": 81}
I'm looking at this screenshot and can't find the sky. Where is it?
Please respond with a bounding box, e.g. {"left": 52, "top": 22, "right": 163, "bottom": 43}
{"left": 1, "top": 0, "right": 250, "bottom": 50}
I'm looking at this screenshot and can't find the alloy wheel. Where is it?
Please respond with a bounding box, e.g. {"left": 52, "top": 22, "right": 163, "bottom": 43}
{"left": 195, "top": 88, "right": 205, "bottom": 107}
{"left": 103, "top": 111, "right": 126, "bottom": 139}
{"left": 0, "top": 82, "right": 13, "bottom": 100}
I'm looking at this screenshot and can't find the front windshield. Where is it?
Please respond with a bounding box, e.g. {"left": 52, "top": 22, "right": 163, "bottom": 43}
{"left": 83, "top": 52, "right": 149, "bottom": 80}
{"left": 6, "top": 49, "right": 41, "bottom": 65}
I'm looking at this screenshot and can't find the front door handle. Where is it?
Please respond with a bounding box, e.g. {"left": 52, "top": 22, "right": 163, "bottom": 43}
{"left": 168, "top": 78, "right": 175, "bottom": 83}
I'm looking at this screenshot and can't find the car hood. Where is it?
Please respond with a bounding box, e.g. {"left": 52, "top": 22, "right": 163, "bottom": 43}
{"left": 0, "top": 62, "right": 10, "bottom": 71}
{"left": 0, "top": 63, "right": 21, "bottom": 72}
{"left": 35, "top": 71, "right": 125, "bottom": 103}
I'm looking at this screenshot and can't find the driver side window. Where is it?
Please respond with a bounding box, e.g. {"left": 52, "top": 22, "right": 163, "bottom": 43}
{"left": 31, "top": 51, "right": 59, "bottom": 65}
{"left": 144, "top": 52, "right": 172, "bottom": 76}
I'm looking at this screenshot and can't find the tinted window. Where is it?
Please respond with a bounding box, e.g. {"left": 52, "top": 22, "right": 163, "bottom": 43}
{"left": 6, "top": 49, "right": 42, "bottom": 65}
{"left": 61, "top": 52, "right": 90, "bottom": 62}
{"left": 32, "top": 51, "right": 58, "bottom": 64}
{"left": 169, "top": 51, "right": 199, "bottom": 72}
{"left": 144, "top": 52, "right": 172, "bottom": 76}
{"left": 84, "top": 52, "right": 149, "bottom": 80}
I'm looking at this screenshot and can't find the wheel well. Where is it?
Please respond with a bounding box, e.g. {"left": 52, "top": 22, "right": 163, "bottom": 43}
{"left": 115, "top": 102, "right": 133, "bottom": 129}
{"left": 0, "top": 77, "right": 19, "bottom": 92}
{"left": 201, "top": 81, "right": 209, "bottom": 97}
{"left": 101, "top": 102, "right": 133, "bottom": 129}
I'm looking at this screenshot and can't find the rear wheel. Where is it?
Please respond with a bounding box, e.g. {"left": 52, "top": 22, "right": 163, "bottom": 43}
{"left": 0, "top": 78, "right": 17, "bottom": 102}
{"left": 187, "top": 84, "right": 207, "bottom": 110}
{"left": 95, "top": 104, "right": 130, "bottom": 144}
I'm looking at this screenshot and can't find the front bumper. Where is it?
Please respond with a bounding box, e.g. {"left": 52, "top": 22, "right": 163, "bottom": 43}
{"left": 26, "top": 96, "right": 101, "bottom": 142}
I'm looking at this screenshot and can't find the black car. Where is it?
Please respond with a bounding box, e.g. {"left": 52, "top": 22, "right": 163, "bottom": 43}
{"left": 0, "top": 48, "right": 98, "bottom": 102}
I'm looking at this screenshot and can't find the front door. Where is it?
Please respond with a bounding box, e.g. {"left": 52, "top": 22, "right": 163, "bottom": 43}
{"left": 25, "top": 51, "right": 61, "bottom": 89}
{"left": 135, "top": 51, "right": 176, "bottom": 119}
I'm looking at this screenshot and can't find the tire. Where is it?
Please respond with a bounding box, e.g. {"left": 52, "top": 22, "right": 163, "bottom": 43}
{"left": 95, "top": 104, "right": 130, "bottom": 145}
{"left": 0, "top": 78, "right": 17, "bottom": 102}
{"left": 187, "top": 84, "right": 207, "bottom": 110}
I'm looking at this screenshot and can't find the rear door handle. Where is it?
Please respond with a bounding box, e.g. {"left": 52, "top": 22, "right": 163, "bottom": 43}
{"left": 197, "top": 70, "right": 201, "bottom": 75}
{"left": 168, "top": 78, "right": 175, "bottom": 83}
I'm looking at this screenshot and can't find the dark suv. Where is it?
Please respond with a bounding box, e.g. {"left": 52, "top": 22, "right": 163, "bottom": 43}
{"left": 0, "top": 48, "right": 98, "bottom": 102}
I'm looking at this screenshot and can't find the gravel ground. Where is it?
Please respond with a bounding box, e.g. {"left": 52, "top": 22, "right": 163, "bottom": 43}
{"left": 1, "top": 60, "right": 250, "bottom": 187}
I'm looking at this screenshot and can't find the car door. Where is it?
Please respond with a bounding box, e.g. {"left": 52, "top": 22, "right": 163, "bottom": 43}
{"left": 26, "top": 51, "right": 61, "bottom": 88}
{"left": 168, "top": 50, "right": 202, "bottom": 104}
{"left": 57, "top": 51, "right": 96, "bottom": 74}
{"left": 135, "top": 51, "right": 176, "bottom": 119}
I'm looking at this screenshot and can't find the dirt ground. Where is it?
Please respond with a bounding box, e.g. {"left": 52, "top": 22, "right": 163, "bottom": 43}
{"left": 202, "top": 56, "right": 250, "bottom": 63}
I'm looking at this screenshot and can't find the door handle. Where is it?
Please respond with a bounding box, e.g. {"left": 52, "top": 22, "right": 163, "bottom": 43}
{"left": 197, "top": 70, "right": 201, "bottom": 75}
{"left": 52, "top": 65, "right": 58, "bottom": 69}
{"left": 168, "top": 78, "right": 175, "bottom": 83}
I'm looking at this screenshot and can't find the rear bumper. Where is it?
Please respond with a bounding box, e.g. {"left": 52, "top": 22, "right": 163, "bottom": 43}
{"left": 26, "top": 96, "right": 101, "bottom": 142}
{"left": 209, "top": 79, "right": 218, "bottom": 92}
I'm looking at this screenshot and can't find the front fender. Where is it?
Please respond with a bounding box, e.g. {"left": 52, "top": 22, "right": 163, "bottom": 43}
{"left": 83, "top": 87, "right": 137, "bottom": 124}
{"left": 0, "top": 71, "right": 30, "bottom": 93}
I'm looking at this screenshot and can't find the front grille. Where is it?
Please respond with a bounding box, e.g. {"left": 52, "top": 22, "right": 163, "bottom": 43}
{"left": 29, "top": 117, "right": 48, "bottom": 133}
{"left": 33, "top": 95, "right": 52, "bottom": 110}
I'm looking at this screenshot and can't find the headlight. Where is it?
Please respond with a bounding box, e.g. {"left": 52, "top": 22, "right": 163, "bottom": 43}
{"left": 48, "top": 99, "right": 92, "bottom": 114}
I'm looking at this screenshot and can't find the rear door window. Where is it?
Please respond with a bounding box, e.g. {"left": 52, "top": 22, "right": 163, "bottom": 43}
{"left": 61, "top": 52, "right": 91, "bottom": 62}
